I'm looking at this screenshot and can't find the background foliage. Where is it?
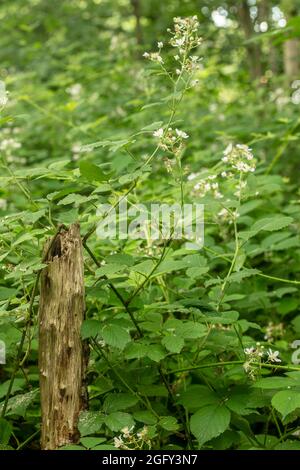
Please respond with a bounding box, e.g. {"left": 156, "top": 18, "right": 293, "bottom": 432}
{"left": 0, "top": 0, "right": 300, "bottom": 451}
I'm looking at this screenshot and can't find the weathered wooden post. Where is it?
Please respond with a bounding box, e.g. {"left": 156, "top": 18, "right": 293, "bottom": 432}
{"left": 38, "top": 224, "right": 88, "bottom": 450}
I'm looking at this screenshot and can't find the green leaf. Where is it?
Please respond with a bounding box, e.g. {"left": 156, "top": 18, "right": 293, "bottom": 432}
{"left": 277, "top": 297, "right": 298, "bottom": 316}
{"left": 0, "top": 418, "right": 12, "bottom": 445}
{"left": 178, "top": 385, "right": 219, "bottom": 412}
{"left": 79, "top": 160, "right": 106, "bottom": 182}
{"left": 159, "top": 416, "right": 179, "bottom": 431}
{"left": 93, "top": 444, "right": 116, "bottom": 450}
{"left": 0, "top": 379, "right": 25, "bottom": 400}
{"left": 57, "top": 193, "right": 90, "bottom": 206}
{"left": 239, "top": 216, "right": 293, "bottom": 241}
{"left": 81, "top": 319, "right": 102, "bottom": 339}
{"left": 227, "top": 269, "right": 259, "bottom": 284}
{"left": 101, "top": 324, "right": 131, "bottom": 350}
{"left": 272, "top": 391, "right": 300, "bottom": 419}
{"left": 80, "top": 437, "right": 106, "bottom": 449}
{"left": 133, "top": 411, "right": 158, "bottom": 425}
{"left": 0, "top": 389, "right": 38, "bottom": 417}
{"left": 0, "top": 443, "right": 14, "bottom": 450}
{"left": 95, "top": 263, "right": 125, "bottom": 277}
{"left": 78, "top": 411, "right": 104, "bottom": 436}
{"left": 252, "top": 377, "right": 298, "bottom": 389}
{"left": 104, "top": 412, "right": 135, "bottom": 432}
{"left": 162, "top": 335, "right": 184, "bottom": 354}
{"left": 146, "top": 344, "right": 166, "bottom": 362}
{"left": 124, "top": 342, "right": 148, "bottom": 359}
{"left": 190, "top": 404, "right": 231, "bottom": 447}
{"left": 103, "top": 393, "right": 139, "bottom": 413}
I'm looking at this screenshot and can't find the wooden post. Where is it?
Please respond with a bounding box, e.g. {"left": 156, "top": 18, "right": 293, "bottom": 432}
{"left": 39, "top": 224, "right": 88, "bottom": 450}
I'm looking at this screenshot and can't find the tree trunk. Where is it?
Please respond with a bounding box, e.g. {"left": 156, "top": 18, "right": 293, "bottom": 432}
{"left": 39, "top": 224, "right": 88, "bottom": 450}
{"left": 238, "top": 0, "right": 262, "bottom": 79}
{"left": 258, "top": 0, "right": 278, "bottom": 73}
{"left": 131, "top": 0, "right": 143, "bottom": 47}
{"left": 284, "top": 39, "right": 300, "bottom": 80}
{"left": 282, "top": 0, "right": 300, "bottom": 80}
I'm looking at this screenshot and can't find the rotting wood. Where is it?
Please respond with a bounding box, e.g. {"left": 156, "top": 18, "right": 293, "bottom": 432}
{"left": 39, "top": 223, "right": 88, "bottom": 450}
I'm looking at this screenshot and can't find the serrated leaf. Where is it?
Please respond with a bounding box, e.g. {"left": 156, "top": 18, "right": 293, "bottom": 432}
{"left": 78, "top": 411, "right": 104, "bottom": 436}
{"left": 133, "top": 411, "right": 157, "bottom": 425}
{"left": 81, "top": 319, "right": 102, "bottom": 339}
{"left": 103, "top": 393, "right": 139, "bottom": 413}
{"left": 252, "top": 377, "right": 298, "bottom": 389}
{"left": 190, "top": 404, "right": 231, "bottom": 447}
{"left": 0, "top": 287, "right": 18, "bottom": 302}
{"left": 124, "top": 342, "right": 149, "bottom": 359}
{"left": 177, "top": 385, "right": 219, "bottom": 412}
{"left": 79, "top": 161, "right": 106, "bottom": 182}
{"left": 147, "top": 344, "right": 166, "bottom": 362}
{"left": 239, "top": 216, "right": 293, "bottom": 241}
{"left": 0, "top": 389, "right": 38, "bottom": 417}
{"left": 272, "top": 391, "right": 300, "bottom": 419}
{"left": 57, "top": 193, "right": 90, "bottom": 206}
{"left": 162, "top": 335, "right": 184, "bottom": 354}
{"left": 80, "top": 437, "right": 106, "bottom": 449}
{"left": 0, "top": 379, "right": 25, "bottom": 400}
{"left": 104, "top": 412, "right": 135, "bottom": 432}
{"left": 159, "top": 416, "right": 179, "bottom": 431}
{"left": 0, "top": 418, "right": 12, "bottom": 445}
{"left": 101, "top": 324, "right": 131, "bottom": 350}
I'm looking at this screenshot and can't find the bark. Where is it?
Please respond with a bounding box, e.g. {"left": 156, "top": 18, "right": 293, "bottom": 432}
{"left": 284, "top": 39, "right": 300, "bottom": 79}
{"left": 258, "top": 0, "right": 278, "bottom": 73}
{"left": 238, "top": 0, "right": 262, "bottom": 79}
{"left": 39, "top": 224, "right": 88, "bottom": 450}
{"left": 282, "top": 0, "right": 300, "bottom": 80}
{"left": 131, "top": 0, "right": 143, "bottom": 46}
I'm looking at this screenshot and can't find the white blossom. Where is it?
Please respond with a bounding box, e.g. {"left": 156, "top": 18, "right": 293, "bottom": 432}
{"left": 267, "top": 349, "right": 281, "bottom": 363}
{"left": 113, "top": 436, "right": 124, "bottom": 449}
{"left": 67, "top": 83, "right": 82, "bottom": 98}
{"left": 153, "top": 128, "right": 164, "bottom": 138}
{"left": 175, "top": 128, "right": 189, "bottom": 139}
{"left": 245, "top": 347, "right": 255, "bottom": 356}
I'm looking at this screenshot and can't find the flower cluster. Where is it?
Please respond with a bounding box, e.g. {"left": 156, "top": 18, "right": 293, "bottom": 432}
{"left": 264, "top": 322, "right": 285, "bottom": 342}
{"left": 113, "top": 425, "right": 151, "bottom": 450}
{"left": 71, "top": 142, "right": 82, "bottom": 161}
{"left": 153, "top": 127, "right": 189, "bottom": 154}
{"left": 243, "top": 344, "right": 281, "bottom": 380}
{"left": 0, "top": 137, "right": 21, "bottom": 152}
{"left": 222, "top": 144, "right": 256, "bottom": 174}
{"left": 0, "top": 127, "right": 24, "bottom": 164}
{"left": 170, "top": 17, "right": 202, "bottom": 72}
{"left": 193, "top": 174, "right": 223, "bottom": 199}
{"left": 0, "top": 81, "right": 8, "bottom": 107}
{"left": 66, "top": 83, "right": 82, "bottom": 99}
{"left": 187, "top": 143, "right": 256, "bottom": 204}
{"left": 144, "top": 16, "right": 202, "bottom": 82}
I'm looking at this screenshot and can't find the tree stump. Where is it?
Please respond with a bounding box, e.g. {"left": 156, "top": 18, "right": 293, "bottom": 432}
{"left": 39, "top": 224, "right": 88, "bottom": 450}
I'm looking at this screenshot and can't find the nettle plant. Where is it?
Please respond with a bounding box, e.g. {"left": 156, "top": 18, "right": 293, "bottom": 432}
{"left": 0, "top": 17, "right": 300, "bottom": 451}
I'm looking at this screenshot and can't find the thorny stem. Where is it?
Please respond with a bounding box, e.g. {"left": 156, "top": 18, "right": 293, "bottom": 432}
{"left": 84, "top": 243, "right": 193, "bottom": 445}
{"left": 168, "top": 361, "right": 300, "bottom": 375}
{"left": 217, "top": 216, "right": 240, "bottom": 311}
{"left": 91, "top": 339, "right": 160, "bottom": 419}
{"left": 82, "top": 181, "right": 137, "bottom": 244}
{"left": 83, "top": 241, "right": 142, "bottom": 337}
{"left": 125, "top": 238, "right": 173, "bottom": 306}
{"left": 157, "top": 364, "right": 194, "bottom": 450}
